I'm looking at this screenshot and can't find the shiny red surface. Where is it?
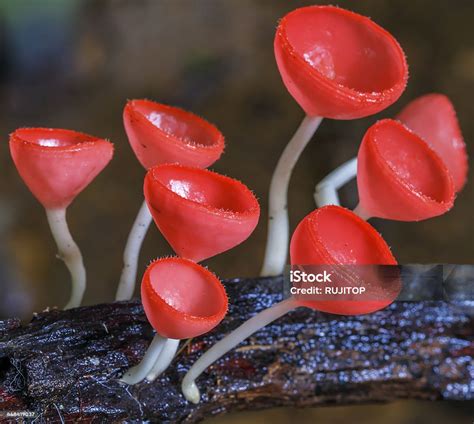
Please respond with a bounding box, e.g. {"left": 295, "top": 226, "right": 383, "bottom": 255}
{"left": 274, "top": 5, "right": 408, "bottom": 119}
{"left": 124, "top": 99, "right": 225, "bottom": 169}
{"left": 141, "top": 257, "right": 228, "bottom": 339}
{"left": 9, "top": 128, "right": 114, "bottom": 209}
{"left": 397, "top": 93, "right": 468, "bottom": 192}
{"left": 357, "top": 119, "right": 454, "bottom": 221}
{"left": 144, "top": 164, "right": 260, "bottom": 262}
{"left": 290, "top": 205, "right": 398, "bottom": 315}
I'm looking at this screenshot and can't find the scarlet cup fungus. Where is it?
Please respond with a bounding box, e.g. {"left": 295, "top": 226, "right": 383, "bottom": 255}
{"left": 116, "top": 99, "right": 225, "bottom": 301}
{"left": 355, "top": 119, "right": 455, "bottom": 221}
{"left": 144, "top": 164, "right": 260, "bottom": 262}
{"left": 261, "top": 5, "right": 408, "bottom": 276}
{"left": 314, "top": 93, "right": 468, "bottom": 207}
{"left": 9, "top": 128, "right": 113, "bottom": 309}
{"left": 182, "top": 205, "right": 399, "bottom": 403}
{"left": 121, "top": 257, "right": 227, "bottom": 384}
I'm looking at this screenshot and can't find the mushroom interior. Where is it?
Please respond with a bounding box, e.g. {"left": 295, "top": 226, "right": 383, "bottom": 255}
{"left": 153, "top": 166, "right": 258, "bottom": 214}
{"left": 149, "top": 260, "right": 224, "bottom": 317}
{"left": 284, "top": 7, "right": 404, "bottom": 93}
{"left": 372, "top": 121, "right": 452, "bottom": 203}
{"left": 313, "top": 207, "right": 394, "bottom": 264}
{"left": 14, "top": 128, "right": 95, "bottom": 148}
{"left": 133, "top": 101, "right": 219, "bottom": 148}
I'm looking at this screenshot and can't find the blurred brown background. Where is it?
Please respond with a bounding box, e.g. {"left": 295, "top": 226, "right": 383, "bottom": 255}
{"left": 0, "top": 1, "right": 472, "bottom": 422}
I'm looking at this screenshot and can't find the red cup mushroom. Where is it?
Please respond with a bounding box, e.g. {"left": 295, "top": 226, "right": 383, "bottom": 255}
{"left": 124, "top": 99, "right": 225, "bottom": 170}
{"left": 9, "top": 127, "right": 114, "bottom": 309}
{"left": 182, "top": 205, "right": 399, "bottom": 404}
{"left": 397, "top": 93, "right": 468, "bottom": 192}
{"left": 314, "top": 94, "right": 468, "bottom": 209}
{"left": 290, "top": 206, "right": 400, "bottom": 315}
{"left": 121, "top": 257, "right": 227, "bottom": 385}
{"left": 356, "top": 119, "right": 455, "bottom": 221}
{"left": 275, "top": 6, "right": 408, "bottom": 119}
{"left": 144, "top": 164, "right": 260, "bottom": 262}
{"left": 261, "top": 5, "right": 408, "bottom": 277}
{"left": 116, "top": 99, "right": 225, "bottom": 301}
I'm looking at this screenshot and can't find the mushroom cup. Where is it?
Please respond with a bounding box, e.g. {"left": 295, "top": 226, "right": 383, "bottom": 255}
{"left": 290, "top": 205, "right": 400, "bottom": 315}
{"left": 275, "top": 5, "right": 408, "bottom": 119}
{"left": 144, "top": 164, "right": 260, "bottom": 262}
{"left": 124, "top": 99, "right": 225, "bottom": 170}
{"left": 357, "top": 119, "right": 455, "bottom": 221}
{"left": 141, "top": 257, "right": 228, "bottom": 340}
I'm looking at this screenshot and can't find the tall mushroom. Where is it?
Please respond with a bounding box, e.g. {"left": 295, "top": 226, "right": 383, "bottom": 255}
{"left": 182, "top": 205, "right": 399, "bottom": 403}
{"left": 121, "top": 163, "right": 260, "bottom": 384}
{"left": 116, "top": 99, "right": 225, "bottom": 301}
{"left": 9, "top": 128, "right": 114, "bottom": 309}
{"left": 261, "top": 5, "right": 408, "bottom": 276}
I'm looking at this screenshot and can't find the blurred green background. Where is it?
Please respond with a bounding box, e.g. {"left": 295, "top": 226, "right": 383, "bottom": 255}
{"left": 0, "top": 1, "right": 472, "bottom": 422}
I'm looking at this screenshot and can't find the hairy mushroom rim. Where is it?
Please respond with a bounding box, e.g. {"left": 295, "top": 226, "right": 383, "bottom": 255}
{"left": 145, "top": 257, "right": 228, "bottom": 322}
{"left": 278, "top": 6, "right": 407, "bottom": 96}
{"left": 126, "top": 99, "right": 225, "bottom": 150}
{"left": 11, "top": 127, "right": 107, "bottom": 150}
{"left": 148, "top": 164, "right": 260, "bottom": 218}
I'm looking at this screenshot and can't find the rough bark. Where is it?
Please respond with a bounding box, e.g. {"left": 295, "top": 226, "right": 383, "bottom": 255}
{"left": 0, "top": 276, "right": 472, "bottom": 422}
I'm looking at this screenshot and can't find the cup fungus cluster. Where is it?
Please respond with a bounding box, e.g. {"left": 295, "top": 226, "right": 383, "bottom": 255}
{"left": 121, "top": 149, "right": 259, "bottom": 384}
{"left": 181, "top": 5, "right": 467, "bottom": 404}
{"left": 6, "top": 3, "right": 468, "bottom": 410}
{"left": 116, "top": 99, "right": 225, "bottom": 301}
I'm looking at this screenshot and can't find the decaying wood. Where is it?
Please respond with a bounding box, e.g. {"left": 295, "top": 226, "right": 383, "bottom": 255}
{"left": 0, "top": 276, "right": 472, "bottom": 422}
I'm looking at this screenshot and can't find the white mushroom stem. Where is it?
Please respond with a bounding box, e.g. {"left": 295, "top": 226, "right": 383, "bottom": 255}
{"left": 260, "top": 115, "right": 323, "bottom": 277}
{"left": 314, "top": 157, "right": 358, "bottom": 207}
{"left": 46, "top": 208, "right": 86, "bottom": 310}
{"left": 181, "top": 297, "right": 297, "bottom": 404}
{"left": 116, "top": 200, "right": 153, "bottom": 301}
{"left": 353, "top": 203, "right": 372, "bottom": 221}
{"left": 146, "top": 338, "right": 180, "bottom": 381}
{"left": 120, "top": 334, "right": 167, "bottom": 385}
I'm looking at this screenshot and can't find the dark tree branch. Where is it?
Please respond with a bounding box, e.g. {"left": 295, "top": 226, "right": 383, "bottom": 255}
{"left": 0, "top": 276, "right": 472, "bottom": 422}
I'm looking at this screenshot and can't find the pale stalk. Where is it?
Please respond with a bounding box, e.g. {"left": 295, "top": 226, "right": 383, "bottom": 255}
{"left": 182, "top": 298, "right": 297, "bottom": 403}
{"left": 116, "top": 200, "right": 153, "bottom": 301}
{"left": 46, "top": 208, "right": 86, "bottom": 309}
{"left": 260, "top": 116, "right": 323, "bottom": 276}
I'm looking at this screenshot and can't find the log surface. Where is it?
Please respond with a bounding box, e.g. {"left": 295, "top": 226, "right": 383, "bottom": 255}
{"left": 0, "top": 276, "right": 472, "bottom": 422}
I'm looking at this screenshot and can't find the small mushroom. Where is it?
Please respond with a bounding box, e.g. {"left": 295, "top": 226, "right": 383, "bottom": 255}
{"left": 314, "top": 93, "right": 467, "bottom": 207}
{"left": 182, "top": 205, "right": 399, "bottom": 403}
{"left": 261, "top": 5, "right": 408, "bottom": 276}
{"left": 121, "top": 257, "right": 227, "bottom": 385}
{"left": 355, "top": 119, "right": 455, "bottom": 221}
{"left": 9, "top": 128, "right": 113, "bottom": 309}
{"left": 116, "top": 99, "right": 225, "bottom": 301}
{"left": 144, "top": 164, "right": 260, "bottom": 262}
